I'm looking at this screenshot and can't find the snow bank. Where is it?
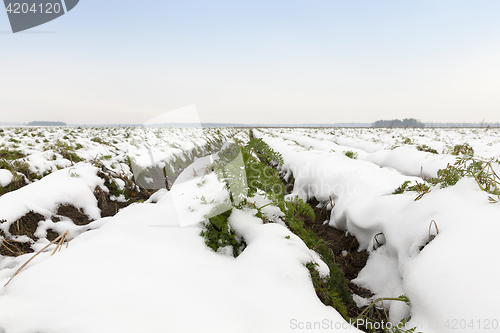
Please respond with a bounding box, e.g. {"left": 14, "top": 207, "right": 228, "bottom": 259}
{"left": 257, "top": 130, "right": 500, "bottom": 332}
{"left": 0, "top": 164, "right": 104, "bottom": 230}
{"left": 0, "top": 184, "right": 361, "bottom": 333}
{"left": 0, "top": 170, "right": 13, "bottom": 188}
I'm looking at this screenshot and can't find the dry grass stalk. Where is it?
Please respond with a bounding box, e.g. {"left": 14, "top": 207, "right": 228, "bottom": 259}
{"left": 429, "top": 220, "right": 439, "bottom": 242}
{"left": 1, "top": 240, "right": 19, "bottom": 256}
{"left": 4, "top": 230, "right": 70, "bottom": 287}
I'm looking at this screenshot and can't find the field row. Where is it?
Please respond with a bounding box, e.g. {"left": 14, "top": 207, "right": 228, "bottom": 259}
{"left": 255, "top": 128, "right": 500, "bottom": 331}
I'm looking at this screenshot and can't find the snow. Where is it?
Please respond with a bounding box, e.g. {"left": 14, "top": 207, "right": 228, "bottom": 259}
{"left": 0, "top": 177, "right": 360, "bottom": 333}
{"left": 256, "top": 128, "right": 500, "bottom": 332}
{"left": 0, "top": 164, "right": 104, "bottom": 236}
{"left": 0, "top": 170, "right": 13, "bottom": 188}
{"left": 2, "top": 126, "right": 500, "bottom": 332}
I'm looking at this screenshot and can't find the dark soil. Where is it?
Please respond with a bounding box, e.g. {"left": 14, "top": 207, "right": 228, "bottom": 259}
{"left": 0, "top": 170, "right": 155, "bottom": 258}
{"left": 255, "top": 135, "right": 386, "bottom": 330}
{"left": 280, "top": 173, "right": 295, "bottom": 195}
{"left": 55, "top": 205, "right": 92, "bottom": 226}
{"left": 303, "top": 198, "right": 388, "bottom": 332}
{"left": 8, "top": 211, "right": 45, "bottom": 240}
{"left": 94, "top": 186, "right": 124, "bottom": 218}
{"left": 0, "top": 212, "right": 44, "bottom": 256}
{"left": 46, "top": 229, "right": 60, "bottom": 242}
{"left": 0, "top": 238, "right": 34, "bottom": 256}
{"left": 304, "top": 198, "right": 368, "bottom": 282}
{"left": 96, "top": 170, "right": 151, "bottom": 214}
{"left": 275, "top": 159, "right": 387, "bottom": 332}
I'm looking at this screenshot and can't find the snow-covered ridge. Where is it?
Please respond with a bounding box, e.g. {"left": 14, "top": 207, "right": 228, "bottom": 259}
{"left": 0, "top": 127, "right": 245, "bottom": 190}
{"left": 0, "top": 136, "right": 362, "bottom": 333}
{"left": 255, "top": 128, "right": 500, "bottom": 332}
{"left": 2, "top": 127, "right": 500, "bottom": 332}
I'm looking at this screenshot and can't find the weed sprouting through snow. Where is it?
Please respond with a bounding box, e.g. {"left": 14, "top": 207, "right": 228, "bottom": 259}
{"left": 393, "top": 156, "right": 500, "bottom": 202}
{"left": 201, "top": 134, "right": 353, "bottom": 318}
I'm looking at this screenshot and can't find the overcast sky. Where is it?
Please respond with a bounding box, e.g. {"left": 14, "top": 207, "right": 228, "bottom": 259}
{"left": 1, "top": 0, "right": 500, "bottom": 125}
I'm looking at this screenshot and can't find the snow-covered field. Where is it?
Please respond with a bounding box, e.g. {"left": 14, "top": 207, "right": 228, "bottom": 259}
{"left": 1, "top": 126, "right": 500, "bottom": 333}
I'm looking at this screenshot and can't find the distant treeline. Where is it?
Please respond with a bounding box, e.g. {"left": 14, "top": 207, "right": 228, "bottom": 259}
{"left": 372, "top": 118, "right": 424, "bottom": 128}
{"left": 27, "top": 121, "right": 67, "bottom": 126}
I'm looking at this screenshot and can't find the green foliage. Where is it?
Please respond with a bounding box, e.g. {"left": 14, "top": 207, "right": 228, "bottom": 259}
{"left": 344, "top": 150, "right": 358, "bottom": 159}
{"left": 356, "top": 295, "right": 421, "bottom": 333}
{"left": 246, "top": 137, "right": 284, "bottom": 166}
{"left": 108, "top": 179, "right": 125, "bottom": 198}
{"left": 208, "top": 135, "right": 352, "bottom": 316}
{"left": 0, "top": 150, "right": 41, "bottom": 187}
{"left": 215, "top": 138, "right": 285, "bottom": 203}
{"left": 0, "top": 148, "right": 26, "bottom": 160}
{"left": 394, "top": 155, "right": 500, "bottom": 203}
{"left": 200, "top": 209, "right": 245, "bottom": 257}
{"left": 416, "top": 144, "right": 437, "bottom": 154}
{"left": 305, "top": 262, "right": 348, "bottom": 318}
{"left": 431, "top": 164, "right": 464, "bottom": 188}
{"left": 283, "top": 198, "right": 353, "bottom": 313}
{"left": 450, "top": 143, "right": 474, "bottom": 156}
{"left": 392, "top": 180, "right": 430, "bottom": 200}
{"left": 44, "top": 139, "right": 83, "bottom": 163}
{"left": 0, "top": 172, "right": 25, "bottom": 196}
{"left": 0, "top": 159, "right": 11, "bottom": 170}
{"left": 431, "top": 156, "right": 500, "bottom": 202}
{"left": 393, "top": 181, "right": 411, "bottom": 194}
{"left": 62, "top": 150, "right": 83, "bottom": 163}
{"left": 402, "top": 137, "right": 412, "bottom": 145}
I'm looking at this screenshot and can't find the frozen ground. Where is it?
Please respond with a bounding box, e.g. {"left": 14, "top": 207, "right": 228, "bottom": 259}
{"left": 1, "top": 126, "right": 500, "bottom": 332}
{"left": 256, "top": 128, "right": 500, "bottom": 332}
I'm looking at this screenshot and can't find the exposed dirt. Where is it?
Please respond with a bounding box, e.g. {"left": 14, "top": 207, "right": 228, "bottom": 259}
{"left": 96, "top": 170, "right": 151, "bottom": 214}
{"left": 94, "top": 186, "right": 124, "bottom": 218}
{"left": 0, "top": 212, "right": 44, "bottom": 256}
{"left": 0, "top": 238, "right": 34, "bottom": 256}
{"left": 254, "top": 136, "right": 382, "bottom": 323}
{"left": 280, "top": 173, "right": 295, "bottom": 195}
{"left": 55, "top": 205, "right": 92, "bottom": 226}
{"left": 303, "top": 198, "right": 387, "bottom": 332}
{"left": 46, "top": 229, "right": 60, "bottom": 242}
{"left": 304, "top": 198, "right": 368, "bottom": 282}
{"left": 8, "top": 211, "right": 45, "bottom": 240}
{"left": 275, "top": 162, "right": 387, "bottom": 332}
{"left": 0, "top": 171, "right": 154, "bottom": 257}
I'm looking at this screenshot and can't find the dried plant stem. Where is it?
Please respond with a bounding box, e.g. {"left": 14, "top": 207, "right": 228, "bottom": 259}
{"left": 429, "top": 220, "right": 439, "bottom": 242}
{"left": 4, "top": 230, "right": 70, "bottom": 287}
{"left": 1, "top": 240, "right": 18, "bottom": 255}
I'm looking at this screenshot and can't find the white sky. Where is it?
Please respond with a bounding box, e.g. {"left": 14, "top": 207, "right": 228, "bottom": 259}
{"left": 1, "top": 0, "right": 500, "bottom": 124}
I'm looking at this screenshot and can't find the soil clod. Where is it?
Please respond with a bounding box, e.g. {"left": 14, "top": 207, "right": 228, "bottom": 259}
{"left": 56, "top": 205, "right": 92, "bottom": 226}
{"left": 8, "top": 211, "right": 45, "bottom": 240}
